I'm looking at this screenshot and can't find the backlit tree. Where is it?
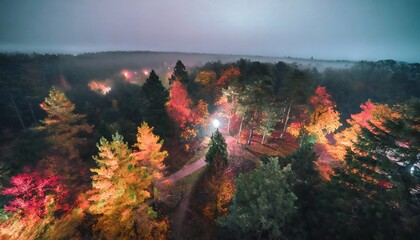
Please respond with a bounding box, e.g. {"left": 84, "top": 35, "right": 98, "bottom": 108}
{"left": 205, "top": 129, "right": 228, "bottom": 171}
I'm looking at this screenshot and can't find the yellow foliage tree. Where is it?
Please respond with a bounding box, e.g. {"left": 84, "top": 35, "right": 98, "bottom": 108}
{"left": 195, "top": 71, "right": 217, "bottom": 86}
{"left": 89, "top": 133, "right": 168, "bottom": 240}
{"left": 39, "top": 87, "right": 92, "bottom": 159}
{"left": 305, "top": 86, "right": 341, "bottom": 143}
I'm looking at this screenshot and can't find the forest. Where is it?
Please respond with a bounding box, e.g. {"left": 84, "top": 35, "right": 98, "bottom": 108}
{"left": 0, "top": 52, "right": 419, "bottom": 239}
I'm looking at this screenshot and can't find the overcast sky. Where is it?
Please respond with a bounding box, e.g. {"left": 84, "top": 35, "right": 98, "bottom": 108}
{"left": 0, "top": 0, "right": 419, "bottom": 62}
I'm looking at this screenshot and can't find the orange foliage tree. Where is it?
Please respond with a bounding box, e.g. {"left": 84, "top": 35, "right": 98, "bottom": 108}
{"left": 133, "top": 123, "right": 168, "bottom": 181}
{"left": 287, "top": 86, "right": 341, "bottom": 144}
{"left": 89, "top": 133, "right": 168, "bottom": 240}
{"left": 133, "top": 123, "right": 168, "bottom": 204}
{"left": 329, "top": 100, "right": 401, "bottom": 161}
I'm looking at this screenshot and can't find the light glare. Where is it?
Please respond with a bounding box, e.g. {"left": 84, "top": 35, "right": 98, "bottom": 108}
{"left": 212, "top": 119, "right": 220, "bottom": 128}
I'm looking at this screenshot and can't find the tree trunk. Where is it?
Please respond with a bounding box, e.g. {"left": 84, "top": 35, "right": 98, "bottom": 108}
{"left": 281, "top": 106, "right": 287, "bottom": 123}
{"left": 27, "top": 99, "right": 36, "bottom": 122}
{"left": 237, "top": 116, "right": 244, "bottom": 143}
{"left": 227, "top": 112, "right": 231, "bottom": 135}
{"left": 247, "top": 128, "right": 253, "bottom": 145}
{"left": 261, "top": 134, "right": 265, "bottom": 144}
{"left": 280, "top": 100, "right": 292, "bottom": 139}
{"left": 257, "top": 225, "right": 263, "bottom": 240}
{"left": 24, "top": 89, "right": 37, "bottom": 122}
{"left": 9, "top": 92, "right": 26, "bottom": 130}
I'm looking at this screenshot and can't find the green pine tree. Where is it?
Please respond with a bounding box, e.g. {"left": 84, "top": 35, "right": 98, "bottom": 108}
{"left": 205, "top": 129, "right": 228, "bottom": 171}
{"left": 323, "top": 101, "right": 420, "bottom": 239}
{"left": 218, "top": 158, "right": 296, "bottom": 239}
{"left": 169, "top": 60, "right": 189, "bottom": 85}
{"left": 142, "top": 70, "right": 170, "bottom": 137}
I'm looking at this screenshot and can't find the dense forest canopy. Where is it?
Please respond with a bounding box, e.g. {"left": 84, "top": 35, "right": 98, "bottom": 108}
{"left": 0, "top": 52, "right": 419, "bottom": 239}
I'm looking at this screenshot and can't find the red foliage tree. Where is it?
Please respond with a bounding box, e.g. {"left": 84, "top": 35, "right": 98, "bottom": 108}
{"left": 192, "top": 99, "right": 209, "bottom": 127}
{"left": 2, "top": 168, "right": 69, "bottom": 218}
{"left": 350, "top": 100, "right": 376, "bottom": 128}
{"left": 166, "top": 80, "right": 193, "bottom": 128}
{"left": 166, "top": 80, "right": 209, "bottom": 144}
{"left": 217, "top": 67, "right": 240, "bottom": 87}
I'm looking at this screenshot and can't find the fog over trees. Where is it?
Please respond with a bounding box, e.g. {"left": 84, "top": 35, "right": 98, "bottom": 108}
{"left": 0, "top": 52, "right": 419, "bottom": 239}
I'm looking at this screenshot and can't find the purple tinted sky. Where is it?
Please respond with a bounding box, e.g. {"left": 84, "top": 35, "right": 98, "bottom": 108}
{"left": 0, "top": 0, "right": 419, "bottom": 62}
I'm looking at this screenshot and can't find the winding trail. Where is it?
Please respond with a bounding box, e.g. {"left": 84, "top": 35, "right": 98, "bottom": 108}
{"left": 164, "top": 136, "right": 240, "bottom": 183}
{"left": 165, "top": 157, "right": 206, "bottom": 183}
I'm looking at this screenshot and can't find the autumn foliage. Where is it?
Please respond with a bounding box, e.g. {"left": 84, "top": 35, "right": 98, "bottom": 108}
{"left": 166, "top": 80, "right": 209, "bottom": 142}
{"left": 2, "top": 168, "right": 68, "bottom": 219}
{"left": 89, "top": 132, "right": 168, "bottom": 240}
{"left": 166, "top": 80, "right": 193, "bottom": 128}
{"left": 288, "top": 86, "right": 341, "bottom": 144}
{"left": 217, "top": 67, "right": 240, "bottom": 87}
{"left": 305, "top": 86, "right": 341, "bottom": 143}
{"left": 39, "top": 87, "right": 92, "bottom": 158}
{"left": 195, "top": 71, "right": 217, "bottom": 86}
{"left": 133, "top": 122, "right": 168, "bottom": 181}
{"left": 329, "top": 100, "right": 401, "bottom": 161}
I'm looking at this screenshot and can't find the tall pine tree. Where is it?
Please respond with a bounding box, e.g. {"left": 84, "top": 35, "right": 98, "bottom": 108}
{"left": 218, "top": 158, "right": 296, "bottom": 239}
{"left": 205, "top": 129, "right": 228, "bottom": 171}
{"left": 39, "top": 87, "right": 92, "bottom": 159}
{"left": 323, "top": 101, "right": 420, "bottom": 239}
{"left": 169, "top": 60, "right": 189, "bottom": 85}
{"left": 38, "top": 87, "right": 93, "bottom": 203}
{"left": 142, "top": 70, "right": 170, "bottom": 137}
{"left": 89, "top": 132, "right": 168, "bottom": 240}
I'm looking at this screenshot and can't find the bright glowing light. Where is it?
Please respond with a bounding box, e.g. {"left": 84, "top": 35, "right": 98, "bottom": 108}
{"left": 142, "top": 69, "right": 149, "bottom": 75}
{"left": 121, "top": 70, "right": 132, "bottom": 80}
{"left": 88, "top": 80, "right": 112, "bottom": 95}
{"left": 212, "top": 119, "right": 220, "bottom": 128}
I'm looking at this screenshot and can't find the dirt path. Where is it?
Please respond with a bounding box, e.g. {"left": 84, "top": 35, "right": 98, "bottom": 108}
{"left": 165, "top": 157, "right": 206, "bottom": 183}
{"left": 170, "top": 185, "right": 192, "bottom": 240}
